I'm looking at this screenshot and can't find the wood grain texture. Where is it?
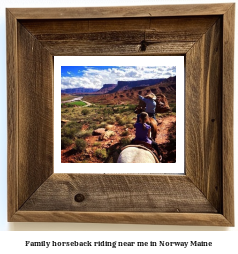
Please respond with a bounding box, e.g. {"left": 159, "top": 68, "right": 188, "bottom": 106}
{"left": 7, "top": 9, "right": 18, "bottom": 221}
{"left": 39, "top": 41, "right": 194, "bottom": 56}
{"left": 11, "top": 211, "right": 232, "bottom": 226}
{"left": 19, "top": 17, "right": 218, "bottom": 56}
{"left": 8, "top": 4, "right": 233, "bottom": 19}
{"left": 20, "top": 174, "right": 217, "bottom": 213}
{"left": 186, "top": 18, "right": 222, "bottom": 212}
{"left": 20, "top": 16, "right": 218, "bottom": 34}
{"left": 222, "top": 4, "right": 235, "bottom": 226}
{"left": 18, "top": 23, "right": 54, "bottom": 208}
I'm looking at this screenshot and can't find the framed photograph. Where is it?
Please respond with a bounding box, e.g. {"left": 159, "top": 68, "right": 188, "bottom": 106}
{"left": 7, "top": 3, "right": 234, "bottom": 225}
{"left": 55, "top": 55, "right": 184, "bottom": 173}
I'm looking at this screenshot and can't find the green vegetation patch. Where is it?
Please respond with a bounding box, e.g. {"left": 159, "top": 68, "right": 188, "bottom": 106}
{"left": 93, "top": 142, "right": 101, "bottom": 147}
{"left": 169, "top": 103, "right": 176, "bottom": 113}
{"left": 61, "top": 137, "right": 72, "bottom": 149}
{"left": 62, "top": 101, "right": 87, "bottom": 107}
{"left": 98, "top": 122, "right": 107, "bottom": 128}
{"left": 95, "top": 148, "right": 107, "bottom": 160}
{"left": 81, "top": 108, "right": 90, "bottom": 115}
{"left": 118, "top": 116, "right": 132, "bottom": 126}
{"left": 61, "top": 121, "right": 82, "bottom": 139}
{"left": 75, "top": 129, "right": 93, "bottom": 138}
{"left": 75, "top": 139, "right": 87, "bottom": 152}
{"left": 121, "top": 130, "right": 129, "bottom": 136}
{"left": 120, "top": 137, "right": 131, "bottom": 147}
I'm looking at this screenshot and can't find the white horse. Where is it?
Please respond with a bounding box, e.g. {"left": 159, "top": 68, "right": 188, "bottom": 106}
{"left": 117, "top": 145, "right": 159, "bottom": 163}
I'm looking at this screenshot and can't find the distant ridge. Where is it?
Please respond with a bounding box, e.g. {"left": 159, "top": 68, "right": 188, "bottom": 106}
{"left": 109, "top": 78, "right": 167, "bottom": 93}
{"left": 61, "top": 77, "right": 175, "bottom": 95}
{"left": 95, "top": 84, "right": 117, "bottom": 94}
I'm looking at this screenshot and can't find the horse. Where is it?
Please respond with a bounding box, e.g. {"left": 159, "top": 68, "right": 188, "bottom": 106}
{"left": 134, "top": 106, "right": 157, "bottom": 140}
{"left": 146, "top": 116, "right": 157, "bottom": 140}
{"left": 117, "top": 145, "right": 159, "bottom": 163}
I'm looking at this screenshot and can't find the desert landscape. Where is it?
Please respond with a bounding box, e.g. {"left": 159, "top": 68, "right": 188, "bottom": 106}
{"left": 61, "top": 76, "right": 176, "bottom": 163}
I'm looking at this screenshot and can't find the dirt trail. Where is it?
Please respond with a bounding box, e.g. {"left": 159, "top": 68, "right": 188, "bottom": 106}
{"left": 156, "top": 115, "right": 176, "bottom": 145}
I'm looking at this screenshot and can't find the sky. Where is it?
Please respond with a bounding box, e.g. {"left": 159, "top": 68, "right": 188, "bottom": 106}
{"left": 61, "top": 66, "right": 176, "bottom": 90}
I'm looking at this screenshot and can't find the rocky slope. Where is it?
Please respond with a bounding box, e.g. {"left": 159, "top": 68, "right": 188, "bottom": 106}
{"left": 95, "top": 84, "right": 117, "bottom": 94}
{"left": 84, "top": 76, "right": 176, "bottom": 105}
{"left": 109, "top": 78, "right": 167, "bottom": 93}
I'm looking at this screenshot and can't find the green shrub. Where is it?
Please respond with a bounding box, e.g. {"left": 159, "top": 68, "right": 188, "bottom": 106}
{"left": 67, "top": 121, "right": 81, "bottom": 128}
{"left": 127, "top": 104, "right": 137, "bottom": 111}
{"left": 75, "top": 139, "right": 87, "bottom": 152}
{"left": 98, "top": 122, "right": 107, "bottom": 128}
{"left": 118, "top": 117, "right": 130, "bottom": 126}
{"left": 172, "top": 105, "right": 176, "bottom": 112}
{"left": 120, "top": 137, "right": 131, "bottom": 147}
{"left": 76, "top": 129, "right": 92, "bottom": 138}
{"left": 115, "top": 115, "right": 120, "bottom": 122}
{"left": 103, "top": 117, "right": 110, "bottom": 122}
{"left": 61, "top": 137, "right": 72, "bottom": 149}
{"left": 93, "top": 142, "right": 101, "bottom": 147}
{"left": 61, "top": 121, "right": 82, "bottom": 139}
{"left": 81, "top": 109, "right": 90, "bottom": 115}
{"left": 61, "top": 126, "right": 77, "bottom": 139}
{"left": 84, "top": 118, "right": 94, "bottom": 125}
{"left": 88, "top": 123, "right": 97, "bottom": 130}
{"left": 126, "top": 123, "right": 134, "bottom": 129}
{"left": 95, "top": 149, "right": 107, "bottom": 160}
{"left": 121, "top": 130, "right": 129, "bottom": 136}
{"left": 106, "top": 117, "right": 115, "bottom": 124}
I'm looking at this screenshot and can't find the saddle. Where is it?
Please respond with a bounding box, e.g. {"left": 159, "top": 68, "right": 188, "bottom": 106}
{"left": 129, "top": 140, "right": 160, "bottom": 162}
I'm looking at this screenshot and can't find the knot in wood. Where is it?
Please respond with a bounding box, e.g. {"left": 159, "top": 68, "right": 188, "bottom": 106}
{"left": 74, "top": 193, "right": 85, "bottom": 202}
{"left": 140, "top": 40, "right": 147, "bottom": 52}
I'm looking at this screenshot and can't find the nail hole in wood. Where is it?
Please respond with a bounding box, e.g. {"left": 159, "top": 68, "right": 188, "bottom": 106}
{"left": 74, "top": 193, "right": 85, "bottom": 202}
{"left": 211, "top": 119, "right": 215, "bottom": 122}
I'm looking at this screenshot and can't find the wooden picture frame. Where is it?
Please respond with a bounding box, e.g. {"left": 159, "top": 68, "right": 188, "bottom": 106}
{"left": 7, "top": 3, "right": 234, "bottom": 226}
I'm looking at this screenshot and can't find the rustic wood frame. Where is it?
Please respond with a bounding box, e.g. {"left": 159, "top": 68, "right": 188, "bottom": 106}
{"left": 7, "top": 4, "right": 234, "bottom": 226}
